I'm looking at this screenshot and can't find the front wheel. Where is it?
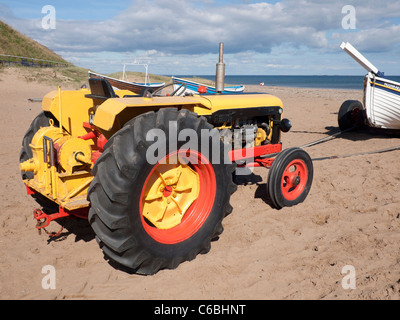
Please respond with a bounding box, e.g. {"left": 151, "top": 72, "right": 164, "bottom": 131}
{"left": 88, "top": 108, "right": 237, "bottom": 274}
{"left": 267, "top": 147, "right": 313, "bottom": 209}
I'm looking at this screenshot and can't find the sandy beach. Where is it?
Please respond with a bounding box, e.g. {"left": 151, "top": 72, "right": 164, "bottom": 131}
{"left": 1, "top": 67, "right": 399, "bottom": 300}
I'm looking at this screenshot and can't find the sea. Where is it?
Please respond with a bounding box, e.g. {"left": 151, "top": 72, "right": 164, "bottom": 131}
{"left": 173, "top": 75, "right": 400, "bottom": 91}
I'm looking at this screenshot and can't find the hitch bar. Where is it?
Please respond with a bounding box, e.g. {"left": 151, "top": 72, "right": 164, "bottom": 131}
{"left": 33, "top": 208, "right": 69, "bottom": 237}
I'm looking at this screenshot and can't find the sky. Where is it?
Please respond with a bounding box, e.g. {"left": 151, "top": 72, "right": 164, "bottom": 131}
{"left": 1, "top": 0, "right": 400, "bottom": 76}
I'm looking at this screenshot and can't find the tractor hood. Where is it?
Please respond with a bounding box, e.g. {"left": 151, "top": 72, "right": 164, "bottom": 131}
{"left": 93, "top": 93, "right": 283, "bottom": 135}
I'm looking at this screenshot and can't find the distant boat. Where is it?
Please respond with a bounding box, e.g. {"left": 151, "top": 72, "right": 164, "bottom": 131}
{"left": 88, "top": 71, "right": 165, "bottom": 95}
{"left": 172, "top": 76, "right": 245, "bottom": 95}
{"left": 339, "top": 42, "right": 400, "bottom": 130}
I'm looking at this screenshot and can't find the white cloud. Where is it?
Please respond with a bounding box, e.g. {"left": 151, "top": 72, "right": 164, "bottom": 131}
{"left": 1, "top": 0, "right": 399, "bottom": 74}
{"left": 333, "top": 25, "right": 400, "bottom": 52}
{"left": 1, "top": 0, "right": 331, "bottom": 54}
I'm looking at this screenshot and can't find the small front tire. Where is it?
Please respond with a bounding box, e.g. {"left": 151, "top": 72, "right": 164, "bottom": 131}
{"left": 267, "top": 147, "right": 313, "bottom": 209}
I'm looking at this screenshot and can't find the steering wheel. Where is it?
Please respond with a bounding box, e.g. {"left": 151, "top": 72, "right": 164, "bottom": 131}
{"left": 151, "top": 82, "right": 187, "bottom": 97}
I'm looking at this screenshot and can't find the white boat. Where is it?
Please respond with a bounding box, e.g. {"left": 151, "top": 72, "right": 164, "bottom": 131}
{"left": 364, "top": 74, "right": 400, "bottom": 129}
{"left": 339, "top": 42, "right": 400, "bottom": 130}
{"left": 88, "top": 71, "right": 164, "bottom": 95}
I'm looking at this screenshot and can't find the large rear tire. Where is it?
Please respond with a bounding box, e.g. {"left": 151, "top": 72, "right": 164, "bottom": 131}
{"left": 88, "top": 108, "right": 237, "bottom": 274}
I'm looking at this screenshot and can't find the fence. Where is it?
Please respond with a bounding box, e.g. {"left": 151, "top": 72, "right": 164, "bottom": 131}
{"left": 0, "top": 54, "right": 71, "bottom": 68}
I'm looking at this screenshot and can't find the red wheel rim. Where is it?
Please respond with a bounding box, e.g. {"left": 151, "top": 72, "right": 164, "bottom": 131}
{"left": 281, "top": 159, "right": 308, "bottom": 201}
{"left": 140, "top": 150, "right": 216, "bottom": 245}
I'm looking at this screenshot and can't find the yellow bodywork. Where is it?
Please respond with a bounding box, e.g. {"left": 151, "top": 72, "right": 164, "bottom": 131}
{"left": 21, "top": 86, "right": 284, "bottom": 211}
{"left": 41, "top": 87, "right": 136, "bottom": 139}
{"left": 40, "top": 87, "right": 283, "bottom": 139}
{"left": 93, "top": 93, "right": 283, "bottom": 138}
{"left": 20, "top": 121, "right": 93, "bottom": 210}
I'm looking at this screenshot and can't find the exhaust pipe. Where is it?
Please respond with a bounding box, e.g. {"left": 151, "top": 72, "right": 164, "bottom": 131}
{"left": 215, "top": 42, "right": 225, "bottom": 93}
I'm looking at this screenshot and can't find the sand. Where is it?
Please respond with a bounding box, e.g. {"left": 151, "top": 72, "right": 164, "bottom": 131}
{"left": 1, "top": 67, "right": 399, "bottom": 300}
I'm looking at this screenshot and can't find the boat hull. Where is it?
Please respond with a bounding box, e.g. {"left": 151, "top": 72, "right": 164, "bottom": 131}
{"left": 172, "top": 76, "right": 245, "bottom": 95}
{"left": 364, "top": 74, "right": 400, "bottom": 129}
{"left": 89, "top": 71, "right": 164, "bottom": 95}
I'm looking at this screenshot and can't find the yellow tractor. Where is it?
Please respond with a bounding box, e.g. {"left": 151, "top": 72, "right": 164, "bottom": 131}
{"left": 20, "top": 45, "right": 313, "bottom": 274}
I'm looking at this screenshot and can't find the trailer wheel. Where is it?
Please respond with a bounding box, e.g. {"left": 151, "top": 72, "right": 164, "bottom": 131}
{"left": 338, "top": 100, "right": 365, "bottom": 131}
{"left": 88, "top": 108, "right": 236, "bottom": 275}
{"left": 267, "top": 147, "right": 313, "bottom": 209}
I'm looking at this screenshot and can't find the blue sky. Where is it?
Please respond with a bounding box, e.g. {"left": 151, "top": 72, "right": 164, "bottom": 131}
{"left": 1, "top": 0, "right": 400, "bottom": 76}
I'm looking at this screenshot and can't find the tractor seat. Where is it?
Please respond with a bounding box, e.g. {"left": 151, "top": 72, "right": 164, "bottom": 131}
{"left": 85, "top": 78, "right": 119, "bottom": 100}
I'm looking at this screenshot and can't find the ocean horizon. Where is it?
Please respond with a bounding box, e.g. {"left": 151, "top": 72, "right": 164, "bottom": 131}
{"left": 171, "top": 75, "right": 400, "bottom": 91}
